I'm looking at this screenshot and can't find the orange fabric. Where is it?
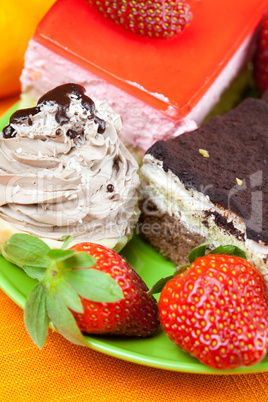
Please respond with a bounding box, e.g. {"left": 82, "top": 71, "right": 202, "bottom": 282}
{"left": 1, "top": 100, "right": 268, "bottom": 402}
{"left": 1, "top": 288, "right": 268, "bottom": 402}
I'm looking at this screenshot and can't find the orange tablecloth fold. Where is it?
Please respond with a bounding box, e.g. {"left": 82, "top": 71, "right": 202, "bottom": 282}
{"left": 1, "top": 100, "right": 268, "bottom": 402}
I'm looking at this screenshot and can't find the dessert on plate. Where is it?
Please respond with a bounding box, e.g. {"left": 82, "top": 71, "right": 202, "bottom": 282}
{"left": 139, "top": 94, "right": 268, "bottom": 279}
{"left": 0, "top": 83, "right": 139, "bottom": 251}
{"left": 20, "top": 0, "right": 268, "bottom": 152}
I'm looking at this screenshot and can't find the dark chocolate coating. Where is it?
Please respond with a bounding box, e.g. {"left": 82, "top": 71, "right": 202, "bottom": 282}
{"left": 146, "top": 96, "right": 268, "bottom": 244}
{"left": 2, "top": 84, "right": 106, "bottom": 138}
{"left": 38, "top": 83, "right": 96, "bottom": 125}
{"left": 10, "top": 106, "right": 40, "bottom": 125}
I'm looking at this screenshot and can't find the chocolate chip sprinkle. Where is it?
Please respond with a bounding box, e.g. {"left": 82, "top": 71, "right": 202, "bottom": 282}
{"left": 66, "top": 129, "right": 79, "bottom": 139}
{"left": 94, "top": 116, "right": 106, "bottom": 134}
{"left": 2, "top": 125, "right": 16, "bottom": 139}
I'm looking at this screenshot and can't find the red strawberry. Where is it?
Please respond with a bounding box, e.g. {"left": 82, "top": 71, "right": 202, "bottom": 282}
{"left": 70, "top": 242, "right": 159, "bottom": 336}
{"left": 89, "top": 0, "right": 192, "bottom": 39}
{"left": 2, "top": 233, "right": 159, "bottom": 348}
{"left": 254, "top": 13, "right": 268, "bottom": 94}
{"left": 158, "top": 254, "right": 268, "bottom": 369}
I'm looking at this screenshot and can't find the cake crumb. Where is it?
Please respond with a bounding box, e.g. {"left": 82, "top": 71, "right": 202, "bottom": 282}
{"left": 199, "top": 149, "right": 210, "bottom": 158}
{"left": 236, "top": 178, "right": 243, "bottom": 186}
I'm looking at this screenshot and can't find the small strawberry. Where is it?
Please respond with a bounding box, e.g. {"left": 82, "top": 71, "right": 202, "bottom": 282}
{"left": 89, "top": 0, "right": 192, "bottom": 39}
{"left": 2, "top": 234, "right": 159, "bottom": 348}
{"left": 254, "top": 13, "right": 268, "bottom": 94}
{"left": 153, "top": 243, "right": 268, "bottom": 369}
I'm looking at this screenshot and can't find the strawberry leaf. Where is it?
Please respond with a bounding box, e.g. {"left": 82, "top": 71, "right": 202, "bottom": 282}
{"left": 208, "top": 245, "right": 247, "bottom": 260}
{"left": 61, "top": 235, "right": 73, "bottom": 249}
{"left": 3, "top": 233, "right": 50, "bottom": 269}
{"left": 59, "top": 252, "right": 96, "bottom": 270}
{"left": 47, "top": 249, "right": 76, "bottom": 261}
{"left": 149, "top": 264, "right": 190, "bottom": 294}
{"left": 24, "top": 282, "right": 49, "bottom": 349}
{"left": 148, "top": 275, "right": 175, "bottom": 294}
{"left": 23, "top": 266, "right": 46, "bottom": 281}
{"left": 46, "top": 292, "right": 86, "bottom": 346}
{"left": 188, "top": 240, "right": 212, "bottom": 264}
{"left": 63, "top": 269, "right": 123, "bottom": 303}
{"left": 56, "top": 279, "right": 84, "bottom": 313}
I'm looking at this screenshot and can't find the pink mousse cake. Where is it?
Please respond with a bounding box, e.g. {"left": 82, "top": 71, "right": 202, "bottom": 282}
{"left": 20, "top": 0, "right": 268, "bottom": 152}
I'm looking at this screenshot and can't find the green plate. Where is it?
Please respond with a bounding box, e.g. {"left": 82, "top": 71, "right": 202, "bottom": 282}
{"left": 1, "top": 106, "right": 268, "bottom": 375}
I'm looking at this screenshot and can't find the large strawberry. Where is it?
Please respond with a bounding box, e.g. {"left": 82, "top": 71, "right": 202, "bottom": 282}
{"left": 254, "top": 13, "right": 268, "bottom": 94}
{"left": 3, "top": 234, "right": 159, "bottom": 348}
{"left": 89, "top": 0, "right": 192, "bottom": 39}
{"left": 152, "top": 243, "right": 268, "bottom": 369}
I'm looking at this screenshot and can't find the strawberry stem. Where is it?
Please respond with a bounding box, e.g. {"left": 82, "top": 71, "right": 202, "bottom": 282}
{"left": 42, "top": 259, "right": 61, "bottom": 293}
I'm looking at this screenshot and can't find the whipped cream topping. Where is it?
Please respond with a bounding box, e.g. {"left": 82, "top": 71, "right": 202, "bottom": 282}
{"left": 0, "top": 84, "right": 139, "bottom": 242}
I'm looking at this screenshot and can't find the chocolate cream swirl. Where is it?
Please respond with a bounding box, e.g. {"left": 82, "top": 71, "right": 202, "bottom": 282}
{"left": 0, "top": 84, "right": 139, "bottom": 243}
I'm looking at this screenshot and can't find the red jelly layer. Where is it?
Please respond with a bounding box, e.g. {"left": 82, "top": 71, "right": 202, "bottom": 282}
{"left": 35, "top": 0, "right": 268, "bottom": 119}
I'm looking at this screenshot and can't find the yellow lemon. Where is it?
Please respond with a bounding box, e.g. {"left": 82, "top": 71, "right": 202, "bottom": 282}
{"left": 0, "top": 0, "right": 56, "bottom": 98}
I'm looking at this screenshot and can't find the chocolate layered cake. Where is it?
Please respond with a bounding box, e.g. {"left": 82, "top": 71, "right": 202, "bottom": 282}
{"left": 139, "top": 95, "right": 268, "bottom": 278}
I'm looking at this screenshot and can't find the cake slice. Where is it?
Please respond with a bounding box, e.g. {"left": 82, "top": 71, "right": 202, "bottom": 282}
{"left": 20, "top": 0, "right": 267, "bottom": 152}
{"left": 139, "top": 95, "right": 268, "bottom": 279}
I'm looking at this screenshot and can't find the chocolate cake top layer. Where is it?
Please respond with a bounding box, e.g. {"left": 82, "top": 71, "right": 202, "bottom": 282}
{"left": 146, "top": 96, "right": 268, "bottom": 245}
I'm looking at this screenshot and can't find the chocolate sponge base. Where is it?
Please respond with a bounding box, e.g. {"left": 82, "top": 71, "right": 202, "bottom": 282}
{"left": 138, "top": 200, "right": 206, "bottom": 266}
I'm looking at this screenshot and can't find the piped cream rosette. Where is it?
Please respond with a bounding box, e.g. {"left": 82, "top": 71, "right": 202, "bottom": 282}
{"left": 0, "top": 84, "right": 139, "bottom": 251}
